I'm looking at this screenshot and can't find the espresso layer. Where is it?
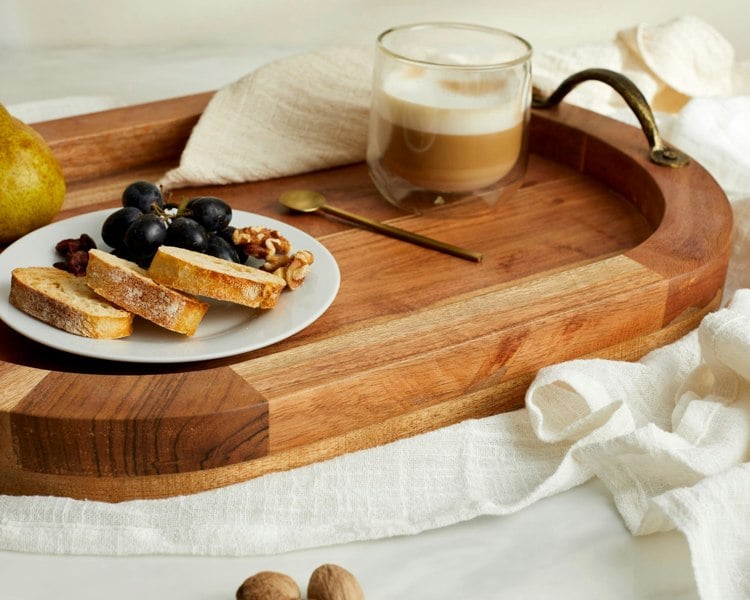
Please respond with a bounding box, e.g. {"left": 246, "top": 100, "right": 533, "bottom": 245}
{"left": 378, "top": 120, "right": 523, "bottom": 192}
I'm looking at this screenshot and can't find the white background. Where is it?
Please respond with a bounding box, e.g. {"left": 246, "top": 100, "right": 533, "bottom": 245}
{"left": 0, "top": 0, "right": 748, "bottom": 56}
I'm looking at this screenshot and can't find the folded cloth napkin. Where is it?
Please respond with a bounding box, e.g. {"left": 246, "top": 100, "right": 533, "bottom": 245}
{"left": 158, "top": 45, "right": 373, "bottom": 189}
{"left": 2, "top": 15, "right": 750, "bottom": 600}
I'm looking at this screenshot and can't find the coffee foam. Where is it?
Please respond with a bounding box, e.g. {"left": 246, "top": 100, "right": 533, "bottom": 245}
{"left": 379, "top": 67, "right": 525, "bottom": 136}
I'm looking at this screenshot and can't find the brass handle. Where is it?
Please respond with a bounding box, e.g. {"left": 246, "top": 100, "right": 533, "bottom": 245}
{"left": 532, "top": 68, "right": 690, "bottom": 168}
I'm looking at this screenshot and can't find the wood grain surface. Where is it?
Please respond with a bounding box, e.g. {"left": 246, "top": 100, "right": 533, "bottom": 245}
{"left": 0, "top": 94, "right": 733, "bottom": 501}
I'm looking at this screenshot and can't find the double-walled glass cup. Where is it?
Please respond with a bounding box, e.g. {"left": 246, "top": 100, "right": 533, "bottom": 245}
{"left": 367, "top": 23, "right": 532, "bottom": 216}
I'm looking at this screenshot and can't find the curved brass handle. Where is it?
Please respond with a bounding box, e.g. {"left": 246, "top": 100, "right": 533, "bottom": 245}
{"left": 532, "top": 68, "right": 690, "bottom": 168}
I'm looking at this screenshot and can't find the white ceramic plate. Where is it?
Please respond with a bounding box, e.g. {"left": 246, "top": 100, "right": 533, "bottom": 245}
{"left": 0, "top": 209, "right": 340, "bottom": 363}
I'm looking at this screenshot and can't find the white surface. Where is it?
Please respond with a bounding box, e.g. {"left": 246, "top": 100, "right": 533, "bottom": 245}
{"left": 0, "top": 481, "right": 699, "bottom": 600}
{"left": 0, "top": 210, "right": 339, "bottom": 362}
{"left": 1, "top": 1, "right": 748, "bottom": 122}
{"left": 1, "top": 0, "right": 749, "bottom": 58}
{"left": 1, "top": 4, "right": 749, "bottom": 600}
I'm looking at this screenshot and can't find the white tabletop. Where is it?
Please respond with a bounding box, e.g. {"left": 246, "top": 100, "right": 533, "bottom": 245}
{"left": 0, "top": 480, "right": 697, "bottom": 599}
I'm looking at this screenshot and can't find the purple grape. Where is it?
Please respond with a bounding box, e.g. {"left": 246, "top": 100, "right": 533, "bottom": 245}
{"left": 124, "top": 213, "right": 167, "bottom": 257}
{"left": 186, "top": 197, "right": 232, "bottom": 232}
{"left": 165, "top": 217, "right": 208, "bottom": 252}
{"left": 205, "top": 234, "right": 241, "bottom": 263}
{"left": 101, "top": 206, "right": 142, "bottom": 250}
{"left": 122, "top": 181, "right": 164, "bottom": 213}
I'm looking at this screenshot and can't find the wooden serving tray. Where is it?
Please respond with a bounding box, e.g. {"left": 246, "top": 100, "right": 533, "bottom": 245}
{"left": 0, "top": 93, "right": 732, "bottom": 501}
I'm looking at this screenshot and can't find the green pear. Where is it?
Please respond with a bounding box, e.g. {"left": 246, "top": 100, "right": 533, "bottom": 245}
{"left": 0, "top": 104, "right": 66, "bottom": 244}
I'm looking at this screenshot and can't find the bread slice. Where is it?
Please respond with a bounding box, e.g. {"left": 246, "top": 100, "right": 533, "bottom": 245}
{"left": 147, "top": 246, "right": 287, "bottom": 309}
{"left": 86, "top": 249, "right": 209, "bottom": 336}
{"left": 10, "top": 266, "right": 134, "bottom": 339}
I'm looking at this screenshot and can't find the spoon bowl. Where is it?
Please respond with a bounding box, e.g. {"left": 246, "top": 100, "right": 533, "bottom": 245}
{"left": 279, "top": 190, "right": 328, "bottom": 213}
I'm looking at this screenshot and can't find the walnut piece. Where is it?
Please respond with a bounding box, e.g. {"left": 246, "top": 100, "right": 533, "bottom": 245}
{"left": 232, "top": 226, "right": 291, "bottom": 260}
{"left": 262, "top": 253, "right": 292, "bottom": 272}
{"left": 307, "top": 564, "right": 364, "bottom": 600}
{"left": 273, "top": 250, "right": 314, "bottom": 290}
{"left": 231, "top": 226, "right": 313, "bottom": 291}
{"left": 236, "top": 571, "right": 300, "bottom": 600}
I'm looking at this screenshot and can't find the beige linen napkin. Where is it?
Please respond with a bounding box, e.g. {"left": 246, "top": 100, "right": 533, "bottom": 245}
{"left": 3, "top": 16, "right": 750, "bottom": 600}
{"left": 158, "top": 45, "right": 372, "bottom": 189}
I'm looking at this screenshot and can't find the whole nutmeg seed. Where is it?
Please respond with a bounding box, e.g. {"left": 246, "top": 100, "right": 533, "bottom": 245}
{"left": 307, "top": 563, "right": 364, "bottom": 600}
{"left": 236, "top": 571, "right": 301, "bottom": 600}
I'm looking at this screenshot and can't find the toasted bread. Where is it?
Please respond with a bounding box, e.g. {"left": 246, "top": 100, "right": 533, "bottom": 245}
{"left": 86, "top": 249, "right": 209, "bottom": 336}
{"left": 10, "top": 266, "right": 134, "bottom": 339}
{"left": 147, "top": 246, "right": 286, "bottom": 309}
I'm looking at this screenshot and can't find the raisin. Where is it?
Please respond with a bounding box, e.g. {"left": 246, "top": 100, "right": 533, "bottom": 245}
{"left": 54, "top": 234, "right": 97, "bottom": 276}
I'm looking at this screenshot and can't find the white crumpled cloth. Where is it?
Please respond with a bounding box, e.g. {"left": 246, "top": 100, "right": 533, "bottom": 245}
{"left": 3, "top": 15, "right": 750, "bottom": 600}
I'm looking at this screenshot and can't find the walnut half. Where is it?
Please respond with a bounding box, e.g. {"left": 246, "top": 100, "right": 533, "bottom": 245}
{"left": 272, "top": 250, "right": 314, "bottom": 290}
{"left": 231, "top": 226, "right": 313, "bottom": 290}
{"left": 232, "top": 226, "right": 291, "bottom": 260}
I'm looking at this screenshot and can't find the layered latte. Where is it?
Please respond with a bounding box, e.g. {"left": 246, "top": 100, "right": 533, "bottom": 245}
{"left": 370, "top": 67, "right": 526, "bottom": 193}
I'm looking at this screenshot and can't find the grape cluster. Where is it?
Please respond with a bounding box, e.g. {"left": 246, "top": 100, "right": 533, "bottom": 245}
{"left": 101, "top": 181, "right": 242, "bottom": 267}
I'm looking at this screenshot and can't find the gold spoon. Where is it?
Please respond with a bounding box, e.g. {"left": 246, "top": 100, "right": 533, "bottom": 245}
{"left": 279, "top": 190, "right": 483, "bottom": 263}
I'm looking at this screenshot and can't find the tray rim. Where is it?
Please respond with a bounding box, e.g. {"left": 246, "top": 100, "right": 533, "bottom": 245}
{"left": 526, "top": 101, "right": 732, "bottom": 326}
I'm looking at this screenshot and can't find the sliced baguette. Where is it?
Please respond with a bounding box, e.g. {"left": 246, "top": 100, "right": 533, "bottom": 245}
{"left": 10, "top": 266, "right": 134, "bottom": 339}
{"left": 147, "top": 245, "right": 287, "bottom": 309}
{"left": 86, "top": 249, "right": 209, "bottom": 336}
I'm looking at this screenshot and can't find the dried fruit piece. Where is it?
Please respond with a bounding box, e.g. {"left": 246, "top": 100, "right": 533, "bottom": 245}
{"left": 55, "top": 233, "right": 96, "bottom": 257}
{"left": 53, "top": 233, "right": 97, "bottom": 276}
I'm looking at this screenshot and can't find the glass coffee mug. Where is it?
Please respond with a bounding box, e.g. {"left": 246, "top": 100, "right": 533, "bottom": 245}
{"left": 367, "top": 23, "right": 533, "bottom": 215}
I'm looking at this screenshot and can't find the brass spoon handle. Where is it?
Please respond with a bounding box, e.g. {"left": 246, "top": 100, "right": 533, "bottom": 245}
{"left": 319, "top": 203, "right": 483, "bottom": 263}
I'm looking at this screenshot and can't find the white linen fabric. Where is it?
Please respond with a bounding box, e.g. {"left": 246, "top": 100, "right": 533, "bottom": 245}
{"left": 2, "top": 15, "right": 750, "bottom": 600}
{"left": 158, "top": 45, "right": 373, "bottom": 189}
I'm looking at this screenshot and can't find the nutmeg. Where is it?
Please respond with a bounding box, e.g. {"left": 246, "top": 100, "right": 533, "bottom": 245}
{"left": 307, "top": 564, "right": 364, "bottom": 600}
{"left": 236, "top": 570, "right": 301, "bottom": 600}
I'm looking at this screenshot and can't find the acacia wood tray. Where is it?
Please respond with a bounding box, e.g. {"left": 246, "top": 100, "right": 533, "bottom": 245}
{"left": 0, "top": 93, "right": 732, "bottom": 501}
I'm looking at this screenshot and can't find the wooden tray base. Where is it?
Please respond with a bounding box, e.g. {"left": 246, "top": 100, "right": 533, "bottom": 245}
{"left": 0, "top": 94, "right": 732, "bottom": 501}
